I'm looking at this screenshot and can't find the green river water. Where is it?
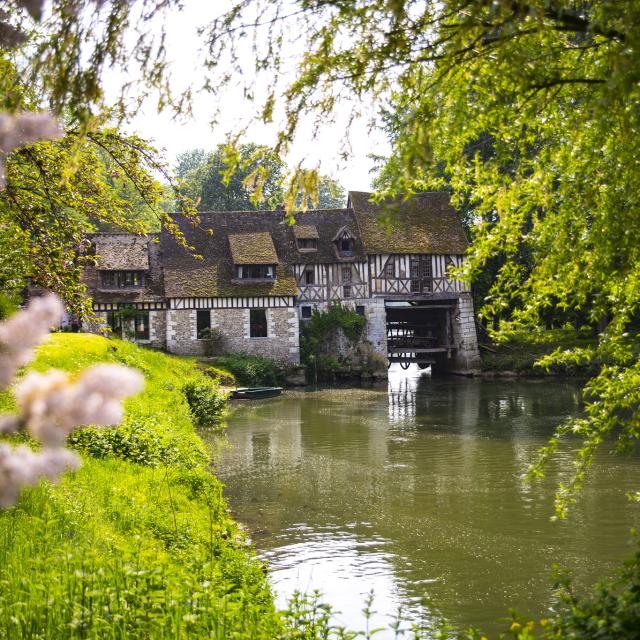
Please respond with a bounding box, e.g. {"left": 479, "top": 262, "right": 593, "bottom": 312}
{"left": 210, "top": 368, "right": 640, "bottom": 636}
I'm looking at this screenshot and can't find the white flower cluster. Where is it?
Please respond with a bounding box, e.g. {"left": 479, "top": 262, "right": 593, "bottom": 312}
{"left": 0, "top": 293, "right": 65, "bottom": 389}
{"left": 0, "top": 111, "right": 63, "bottom": 187}
{"left": 0, "top": 294, "right": 144, "bottom": 506}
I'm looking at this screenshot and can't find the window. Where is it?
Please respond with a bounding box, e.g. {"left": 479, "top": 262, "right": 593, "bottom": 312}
{"left": 134, "top": 311, "right": 149, "bottom": 341}
{"left": 250, "top": 309, "right": 268, "bottom": 338}
{"left": 356, "top": 305, "right": 365, "bottom": 316}
{"left": 301, "top": 306, "right": 312, "bottom": 319}
{"left": 410, "top": 279, "right": 421, "bottom": 294}
{"left": 341, "top": 267, "right": 352, "bottom": 283}
{"left": 343, "top": 284, "right": 352, "bottom": 298}
{"left": 304, "top": 269, "right": 315, "bottom": 285}
{"left": 106, "top": 311, "right": 122, "bottom": 336}
{"left": 384, "top": 260, "right": 395, "bottom": 278}
{"left": 238, "top": 265, "right": 275, "bottom": 279}
{"left": 101, "top": 271, "right": 146, "bottom": 288}
{"left": 197, "top": 309, "right": 211, "bottom": 339}
{"left": 410, "top": 258, "right": 420, "bottom": 279}
{"left": 422, "top": 259, "right": 433, "bottom": 278}
{"left": 444, "top": 255, "right": 455, "bottom": 276}
{"left": 337, "top": 237, "right": 355, "bottom": 256}
{"left": 297, "top": 238, "right": 317, "bottom": 251}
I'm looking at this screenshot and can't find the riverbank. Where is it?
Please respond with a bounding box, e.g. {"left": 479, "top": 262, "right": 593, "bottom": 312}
{"left": 0, "top": 334, "right": 282, "bottom": 638}
{"left": 478, "top": 328, "right": 599, "bottom": 377}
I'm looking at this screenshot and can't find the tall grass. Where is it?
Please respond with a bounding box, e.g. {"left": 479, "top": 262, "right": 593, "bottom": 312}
{"left": 0, "top": 334, "right": 282, "bottom": 638}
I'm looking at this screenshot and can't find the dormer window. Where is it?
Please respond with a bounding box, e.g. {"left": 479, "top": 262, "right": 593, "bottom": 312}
{"left": 293, "top": 225, "right": 319, "bottom": 252}
{"left": 100, "top": 270, "right": 146, "bottom": 288}
{"left": 333, "top": 227, "right": 356, "bottom": 258}
{"left": 297, "top": 238, "right": 317, "bottom": 251}
{"left": 339, "top": 238, "right": 354, "bottom": 255}
{"left": 237, "top": 265, "right": 276, "bottom": 280}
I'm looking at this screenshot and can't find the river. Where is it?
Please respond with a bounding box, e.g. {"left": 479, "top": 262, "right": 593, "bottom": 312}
{"left": 209, "top": 367, "right": 640, "bottom": 636}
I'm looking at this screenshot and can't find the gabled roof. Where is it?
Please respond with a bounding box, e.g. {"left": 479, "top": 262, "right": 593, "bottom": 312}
{"left": 348, "top": 191, "right": 468, "bottom": 255}
{"left": 287, "top": 209, "right": 366, "bottom": 264}
{"left": 228, "top": 232, "right": 278, "bottom": 264}
{"left": 85, "top": 233, "right": 164, "bottom": 304}
{"left": 161, "top": 211, "right": 297, "bottom": 297}
{"left": 93, "top": 234, "right": 150, "bottom": 270}
{"left": 292, "top": 225, "right": 319, "bottom": 240}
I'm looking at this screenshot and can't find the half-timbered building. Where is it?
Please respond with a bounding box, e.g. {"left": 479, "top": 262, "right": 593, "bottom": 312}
{"left": 82, "top": 191, "right": 480, "bottom": 372}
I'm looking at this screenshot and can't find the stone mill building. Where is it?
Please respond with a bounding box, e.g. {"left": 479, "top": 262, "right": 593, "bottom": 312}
{"left": 83, "top": 191, "right": 481, "bottom": 374}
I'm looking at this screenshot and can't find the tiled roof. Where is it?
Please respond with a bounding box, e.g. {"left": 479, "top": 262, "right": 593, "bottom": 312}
{"left": 228, "top": 232, "right": 278, "bottom": 264}
{"left": 292, "top": 224, "right": 319, "bottom": 240}
{"left": 161, "top": 212, "right": 298, "bottom": 297}
{"left": 348, "top": 191, "right": 468, "bottom": 254}
{"left": 287, "top": 210, "right": 366, "bottom": 263}
{"left": 93, "top": 234, "right": 150, "bottom": 270}
{"left": 85, "top": 234, "right": 165, "bottom": 304}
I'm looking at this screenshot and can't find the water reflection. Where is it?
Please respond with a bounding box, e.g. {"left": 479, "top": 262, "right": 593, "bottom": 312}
{"left": 209, "top": 368, "right": 640, "bottom": 636}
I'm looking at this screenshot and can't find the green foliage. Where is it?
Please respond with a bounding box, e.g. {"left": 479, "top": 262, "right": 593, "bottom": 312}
{"left": 182, "top": 380, "right": 229, "bottom": 430}
{"left": 300, "top": 305, "right": 366, "bottom": 380}
{"left": 0, "top": 333, "right": 285, "bottom": 638}
{"left": 204, "top": 0, "right": 640, "bottom": 515}
{"left": 180, "top": 143, "right": 287, "bottom": 211}
{"left": 203, "top": 366, "right": 236, "bottom": 386}
{"left": 69, "top": 418, "right": 208, "bottom": 468}
{"left": 214, "top": 353, "right": 281, "bottom": 387}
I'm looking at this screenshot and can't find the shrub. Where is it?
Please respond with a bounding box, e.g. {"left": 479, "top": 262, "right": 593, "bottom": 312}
{"left": 69, "top": 418, "right": 208, "bottom": 468}
{"left": 204, "top": 365, "right": 236, "bottom": 386}
{"left": 182, "top": 379, "right": 229, "bottom": 429}
{"left": 215, "top": 353, "right": 281, "bottom": 386}
{"left": 198, "top": 327, "right": 225, "bottom": 356}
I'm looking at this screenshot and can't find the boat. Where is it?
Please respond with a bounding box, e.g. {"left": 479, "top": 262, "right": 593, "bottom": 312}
{"left": 231, "top": 386, "right": 283, "bottom": 400}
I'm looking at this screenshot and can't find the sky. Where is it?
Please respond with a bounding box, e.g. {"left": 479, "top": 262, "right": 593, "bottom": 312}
{"left": 114, "top": 2, "right": 390, "bottom": 192}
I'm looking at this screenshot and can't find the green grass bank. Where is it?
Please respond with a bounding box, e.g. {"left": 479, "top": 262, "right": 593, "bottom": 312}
{"left": 0, "top": 334, "right": 283, "bottom": 639}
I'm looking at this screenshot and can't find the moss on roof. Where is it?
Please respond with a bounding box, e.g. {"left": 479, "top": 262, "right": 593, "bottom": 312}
{"left": 292, "top": 225, "right": 319, "bottom": 240}
{"left": 93, "top": 234, "right": 150, "bottom": 270}
{"left": 348, "top": 191, "right": 468, "bottom": 255}
{"left": 161, "top": 212, "right": 297, "bottom": 297}
{"left": 228, "top": 232, "right": 278, "bottom": 264}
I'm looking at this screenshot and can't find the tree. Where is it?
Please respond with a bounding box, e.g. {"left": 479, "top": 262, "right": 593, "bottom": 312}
{"left": 179, "top": 145, "right": 346, "bottom": 211}
{"left": 0, "top": 28, "right": 196, "bottom": 316}
{"left": 202, "top": 1, "right": 640, "bottom": 515}
{"left": 181, "top": 144, "right": 286, "bottom": 211}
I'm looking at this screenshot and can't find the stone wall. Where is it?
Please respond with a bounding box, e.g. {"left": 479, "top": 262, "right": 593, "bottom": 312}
{"left": 448, "top": 293, "right": 481, "bottom": 372}
{"left": 148, "top": 310, "right": 166, "bottom": 349}
{"left": 83, "top": 309, "right": 166, "bottom": 350}
{"left": 166, "top": 307, "right": 299, "bottom": 365}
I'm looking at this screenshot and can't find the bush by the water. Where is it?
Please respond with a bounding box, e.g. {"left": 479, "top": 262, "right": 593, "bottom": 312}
{"left": 69, "top": 418, "right": 208, "bottom": 468}
{"left": 183, "top": 379, "right": 229, "bottom": 429}
{"left": 215, "top": 352, "right": 281, "bottom": 386}
{"left": 300, "top": 304, "right": 367, "bottom": 379}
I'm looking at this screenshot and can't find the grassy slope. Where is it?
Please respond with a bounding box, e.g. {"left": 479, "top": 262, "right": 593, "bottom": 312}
{"left": 0, "top": 334, "right": 281, "bottom": 639}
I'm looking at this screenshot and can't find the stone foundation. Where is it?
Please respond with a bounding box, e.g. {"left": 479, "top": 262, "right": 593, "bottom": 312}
{"left": 447, "top": 293, "right": 481, "bottom": 373}
{"left": 166, "top": 307, "right": 299, "bottom": 365}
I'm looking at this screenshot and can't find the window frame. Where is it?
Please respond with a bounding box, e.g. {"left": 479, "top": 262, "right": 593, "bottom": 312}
{"left": 297, "top": 238, "right": 318, "bottom": 251}
{"left": 249, "top": 309, "right": 268, "bottom": 338}
{"left": 237, "top": 265, "right": 276, "bottom": 280}
{"left": 196, "top": 309, "right": 211, "bottom": 339}
{"left": 304, "top": 268, "right": 315, "bottom": 285}
{"left": 100, "top": 270, "right": 146, "bottom": 289}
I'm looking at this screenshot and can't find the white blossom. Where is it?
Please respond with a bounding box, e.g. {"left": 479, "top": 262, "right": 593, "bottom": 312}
{"left": 0, "top": 293, "right": 65, "bottom": 389}
{"left": 0, "top": 111, "right": 63, "bottom": 188}
{"left": 0, "top": 292, "right": 145, "bottom": 506}
{"left": 14, "top": 365, "right": 144, "bottom": 447}
{"left": 0, "top": 444, "right": 79, "bottom": 507}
